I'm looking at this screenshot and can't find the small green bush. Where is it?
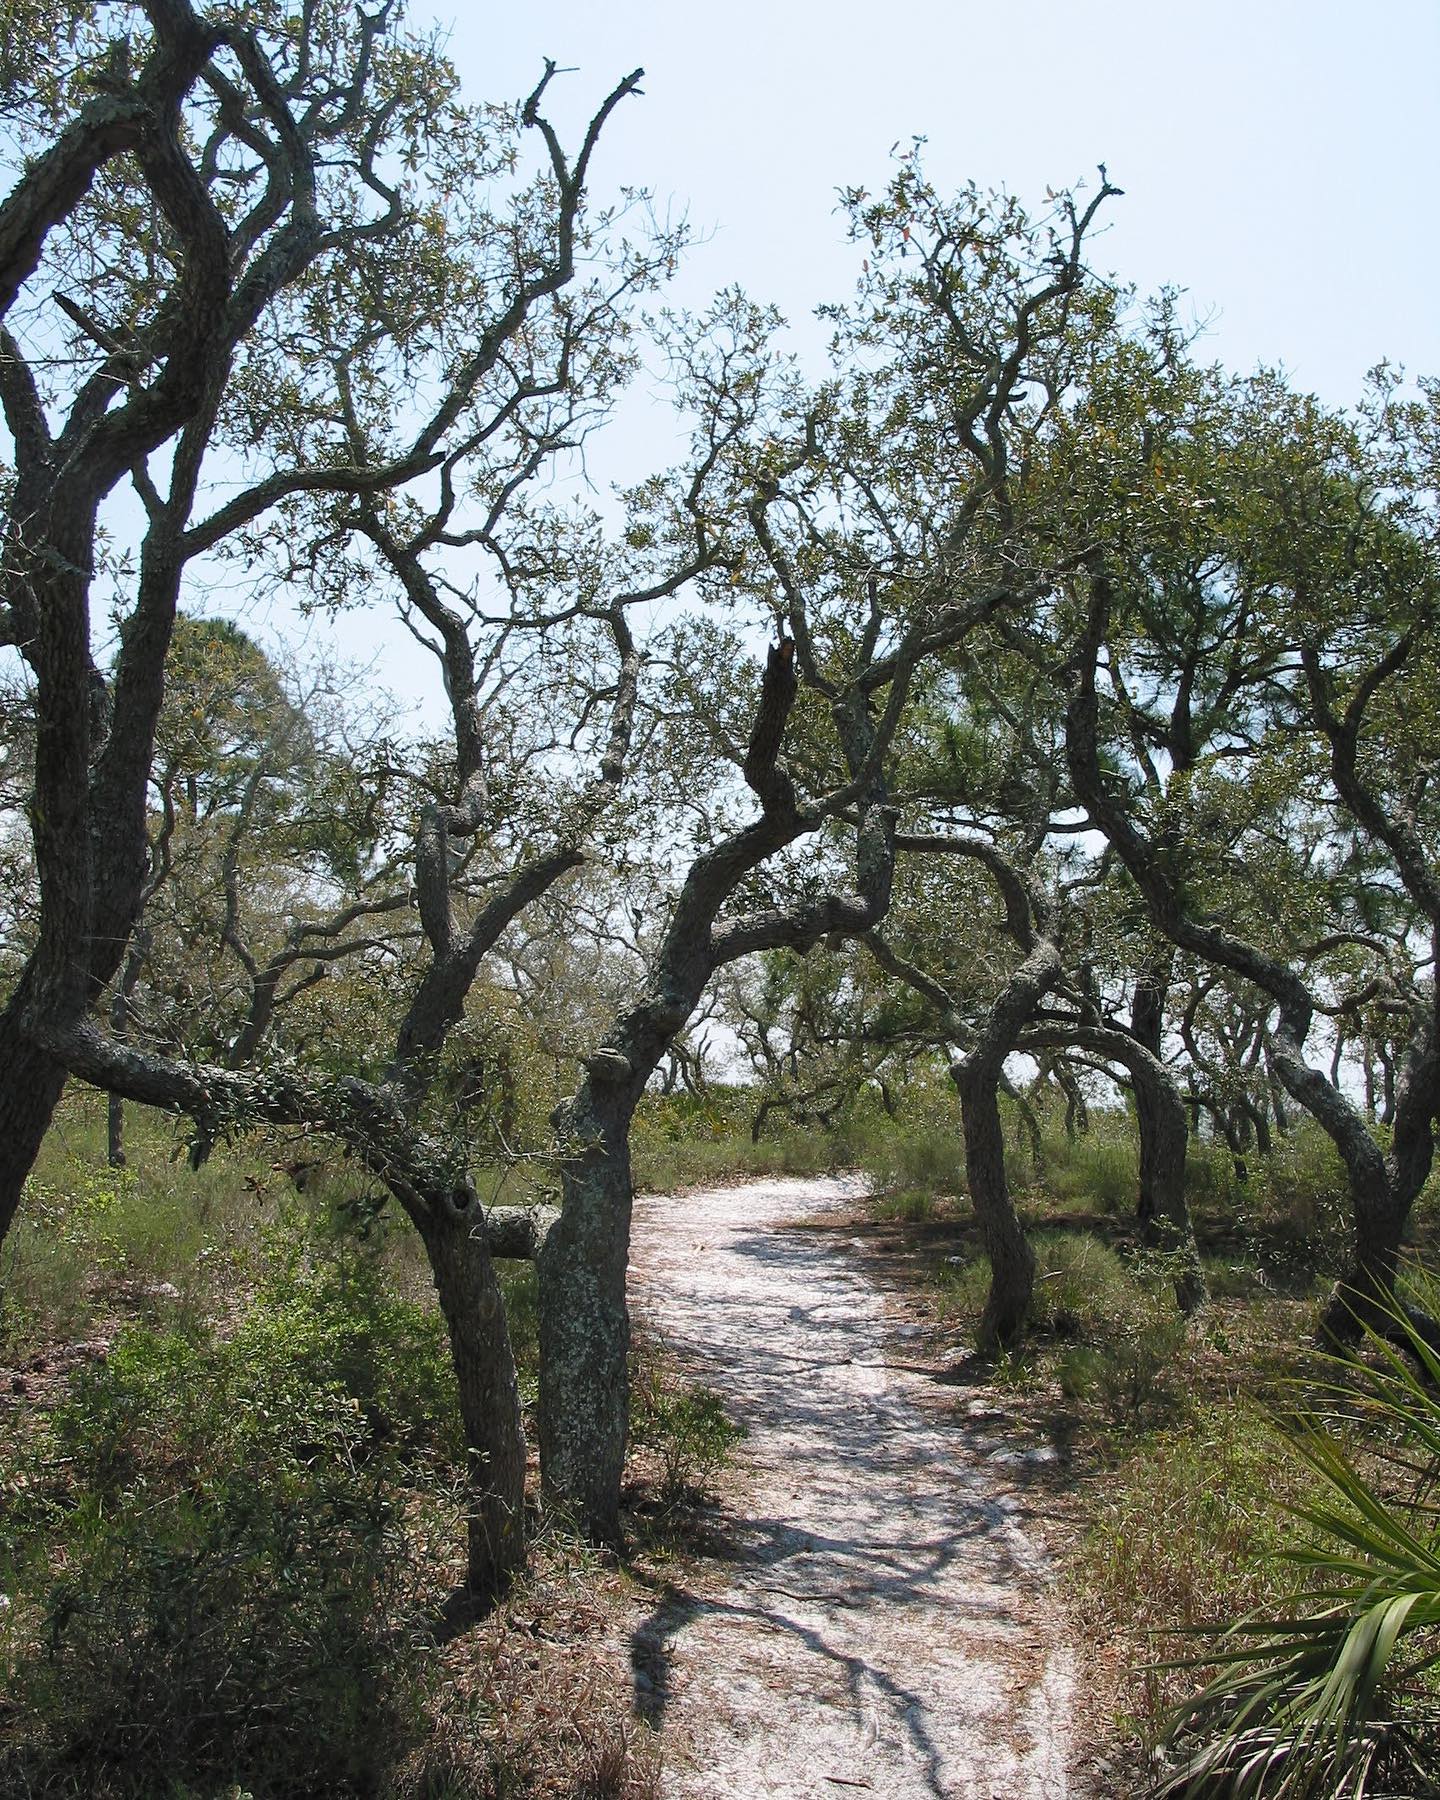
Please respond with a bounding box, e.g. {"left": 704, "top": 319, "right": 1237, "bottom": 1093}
{"left": 873, "top": 1186, "right": 936, "bottom": 1224}
{"left": 1028, "top": 1232, "right": 1137, "bottom": 1336}
{"left": 1039, "top": 1130, "right": 1140, "bottom": 1217}
{"left": 630, "top": 1357, "right": 744, "bottom": 1505}
{"left": 1184, "top": 1139, "right": 1248, "bottom": 1217}
{"left": 870, "top": 1125, "right": 965, "bottom": 1199}
{"left": 1254, "top": 1124, "right": 1350, "bottom": 1258}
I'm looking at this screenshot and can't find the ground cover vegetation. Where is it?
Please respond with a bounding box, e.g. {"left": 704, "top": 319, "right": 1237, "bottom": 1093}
{"left": 2, "top": 0, "right": 1439, "bottom": 1791}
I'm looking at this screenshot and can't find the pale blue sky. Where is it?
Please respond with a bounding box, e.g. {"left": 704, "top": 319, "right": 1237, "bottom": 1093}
{"left": 437, "top": 0, "right": 1439, "bottom": 405}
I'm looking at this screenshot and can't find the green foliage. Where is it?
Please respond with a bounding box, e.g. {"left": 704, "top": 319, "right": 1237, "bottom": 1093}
{"left": 0, "top": 1221, "right": 463, "bottom": 1798}
{"left": 868, "top": 1121, "right": 966, "bottom": 1200}
{"left": 1027, "top": 1232, "right": 1137, "bottom": 1334}
{"left": 630, "top": 1089, "right": 851, "bottom": 1192}
{"left": 0, "top": 1105, "right": 263, "bottom": 1353}
{"left": 1058, "top": 1316, "right": 1190, "bottom": 1428}
{"left": 1047, "top": 1132, "right": 1140, "bottom": 1218}
{"left": 630, "top": 1360, "right": 744, "bottom": 1505}
{"left": 873, "top": 1187, "right": 938, "bottom": 1223}
{"left": 1253, "top": 1127, "right": 1351, "bottom": 1259}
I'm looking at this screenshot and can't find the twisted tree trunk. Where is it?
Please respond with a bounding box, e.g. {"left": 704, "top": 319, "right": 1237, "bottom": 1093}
{"left": 954, "top": 1051, "right": 1037, "bottom": 1350}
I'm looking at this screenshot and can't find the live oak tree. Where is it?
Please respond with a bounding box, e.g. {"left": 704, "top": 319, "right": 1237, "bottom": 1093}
{"left": 865, "top": 826, "right": 1204, "bottom": 1347}
{"left": 0, "top": 0, "right": 686, "bottom": 1594}
{"left": 18, "top": 0, "right": 1367, "bottom": 1590}
{"left": 1059, "top": 339, "right": 1440, "bottom": 1347}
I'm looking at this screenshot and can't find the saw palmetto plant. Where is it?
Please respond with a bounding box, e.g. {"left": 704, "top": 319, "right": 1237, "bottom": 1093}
{"left": 1157, "top": 1280, "right": 1440, "bottom": 1799}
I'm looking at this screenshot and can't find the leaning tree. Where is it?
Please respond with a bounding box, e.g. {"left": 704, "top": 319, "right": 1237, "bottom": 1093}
{"left": 0, "top": 0, "right": 694, "bottom": 1592}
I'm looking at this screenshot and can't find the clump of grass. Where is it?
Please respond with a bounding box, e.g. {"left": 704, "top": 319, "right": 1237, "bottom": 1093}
{"left": 629, "top": 1336, "right": 745, "bottom": 1507}
{"left": 1074, "top": 1405, "right": 1316, "bottom": 1735}
{"left": 931, "top": 1231, "right": 1142, "bottom": 1339}
{"left": 873, "top": 1186, "right": 938, "bottom": 1224}
{"left": 1184, "top": 1139, "right": 1249, "bottom": 1220}
{"left": 866, "top": 1124, "right": 965, "bottom": 1200}
{"left": 1037, "top": 1129, "right": 1140, "bottom": 1217}
{"left": 399, "top": 1543, "right": 666, "bottom": 1799}
{"left": 1252, "top": 1125, "right": 1351, "bottom": 1262}
{"left": 1029, "top": 1232, "right": 1137, "bottom": 1335}
{"left": 1057, "top": 1316, "right": 1190, "bottom": 1427}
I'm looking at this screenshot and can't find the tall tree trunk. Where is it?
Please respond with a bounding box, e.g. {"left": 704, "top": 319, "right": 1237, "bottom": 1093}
{"left": 536, "top": 1090, "right": 634, "bottom": 1544}
{"left": 954, "top": 1055, "right": 1036, "bottom": 1351}
{"left": 1317, "top": 1173, "right": 1415, "bottom": 1348}
{"left": 106, "top": 1093, "right": 126, "bottom": 1168}
{"left": 416, "top": 1199, "right": 529, "bottom": 1599}
{"left": 1133, "top": 1057, "right": 1205, "bottom": 1314}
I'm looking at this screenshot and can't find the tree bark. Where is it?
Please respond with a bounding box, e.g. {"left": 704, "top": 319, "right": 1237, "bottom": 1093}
{"left": 415, "top": 1198, "right": 529, "bottom": 1599}
{"left": 0, "top": 1012, "right": 69, "bottom": 1245}
{"left": 1133, "top": 1056, "right": 1205, "bottom": 1313}
{"left": 951, "top": 935, "right": 1063, "bottom": 1349}
{"left": 954, "top": 1051, "right": 1036, "bottom": 1350}
{"left": 536, "top": 1088, "right": 634, "bottom": 1543}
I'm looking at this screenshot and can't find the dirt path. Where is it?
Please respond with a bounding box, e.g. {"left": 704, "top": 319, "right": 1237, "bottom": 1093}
{"left": 626, "top": 1176, "right": 1079, "bottom": 1800}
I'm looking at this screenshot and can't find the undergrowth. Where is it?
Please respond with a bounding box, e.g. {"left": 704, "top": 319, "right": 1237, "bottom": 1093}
{"left": 0, "top": 1097, "right": 733, "bottom": 1798}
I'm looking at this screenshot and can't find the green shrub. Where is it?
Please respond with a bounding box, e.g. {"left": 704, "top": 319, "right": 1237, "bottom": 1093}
{"left": 1254, "top": 1124, "right": 1350, "bottom": 1259}
{"left": 630, "top": 1358, "right": 744, "bottom": 1505}
{"left": 933, "top": 1251, "right": 992, "bottom": 1320}
{"left": 868, "top": 1124, "right": 965, "bottom": 1199}
{"left": 873, "top": 1186, "right": 937, "bottom": 1224}
{"left": 1184, "top": 1139, "right": 1248, "bottom": 1217}
{"left": 1039, "top": 1129, "right": 1140, "bottom": 1217}
{"left": 1028, "top": 1232, "right": 1138, "bottom": 1336}
{"left": 244, "top": 1220, "right": 462, "bottom": 1465}
{"left": 0, "top": 1230, "right": 459, "bottom": 1797}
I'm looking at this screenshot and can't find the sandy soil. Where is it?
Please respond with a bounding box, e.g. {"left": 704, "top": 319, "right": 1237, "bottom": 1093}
{"left": 626, "top": 1176, "right": 1080, "bottom": 1800}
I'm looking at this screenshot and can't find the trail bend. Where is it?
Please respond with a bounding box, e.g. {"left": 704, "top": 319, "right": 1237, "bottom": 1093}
{"left": 627, "top": 1175, "right": 1078, "bottom": 1800}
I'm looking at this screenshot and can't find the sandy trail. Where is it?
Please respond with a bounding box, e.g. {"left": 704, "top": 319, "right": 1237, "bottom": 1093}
{"left": 626, "top": 1176, "right": 1076, "bottom": 1800}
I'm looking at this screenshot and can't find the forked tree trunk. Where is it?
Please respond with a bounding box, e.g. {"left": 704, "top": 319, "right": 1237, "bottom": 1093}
{"left": 416, "top": 1200, "right": 529, "bottom": 1599}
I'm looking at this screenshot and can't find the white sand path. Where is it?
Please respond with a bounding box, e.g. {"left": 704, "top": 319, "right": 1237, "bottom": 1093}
{"left": 626, "top": 1175, "right": 1078, "bottom": 1800}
